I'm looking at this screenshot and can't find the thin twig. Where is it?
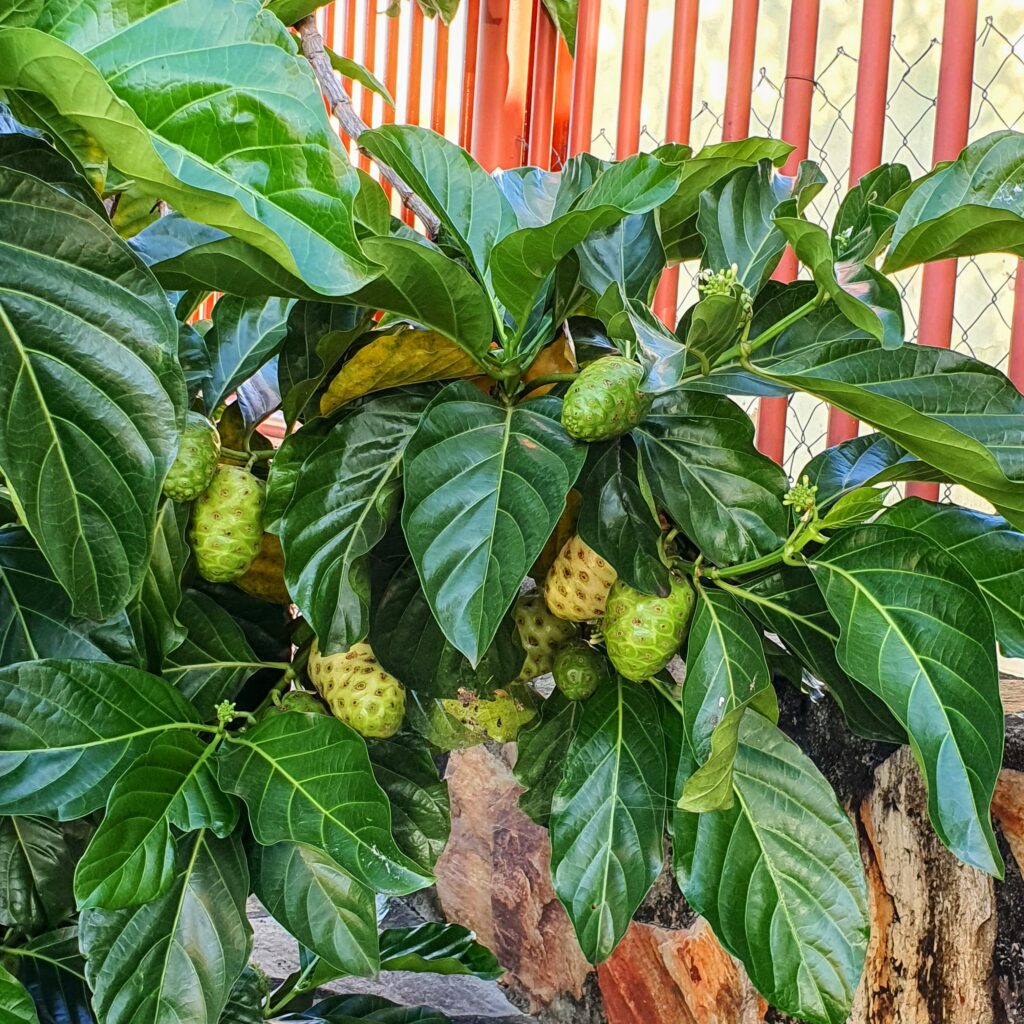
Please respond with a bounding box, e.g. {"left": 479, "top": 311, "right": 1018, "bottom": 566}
{"left": 296, "top": 17, "right": 440, "bottom": 238}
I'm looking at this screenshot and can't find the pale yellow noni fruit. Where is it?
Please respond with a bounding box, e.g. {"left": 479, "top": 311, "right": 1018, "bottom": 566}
{"left": 544, "top": 536, "right": 617, "bottom": 621}
{"left": 307, "top": 641, "right": 405, "bottom": 739}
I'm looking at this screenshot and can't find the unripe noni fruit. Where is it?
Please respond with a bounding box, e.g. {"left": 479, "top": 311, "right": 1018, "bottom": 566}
{"left": 544, "top": 536, "right": 617, "bottom": 621}
{"left": 163, "top": 412, "right": 221, "bottom": 501}
{"left": 190, "top": 465, "right": 265, "bottom": 582}
{"left": 552, "top": 639, "right": 610, "bottom": 700}
{"left": 514, "top": 591, "right": 577, "bottom": 683}
{"left": 308, "top": 641, "right": 405, "bottom": 739}
{"left": 604, "top": 576, "right": 695, "bottom": 681}
{"left": 273, "top": 690, "right": 328, "bottom": 715}
{"left": 561, "top": 356, "right": 650, "bottom": 442}
{"left": 235, "top": 533, "right": 291, "bottom": 605}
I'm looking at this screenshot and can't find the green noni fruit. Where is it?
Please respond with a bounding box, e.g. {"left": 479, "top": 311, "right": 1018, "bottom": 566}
{"left": 561, "top": 356, "right": 650, "bottom": 442}
{"left": 604, "top": 576, "right": 695, "bottom": 681}
{"left": 308, "top": 641, "right": 405, "bottom": 739}
{"left": 273, "top": 690, "right": 328, "bottom": 715}
{"left": 190, "top": 465, "right": 265, "bottom": 582}
{"left": 514, "top": 591, "right": 577, "bottom": 682}
{"left": 552, "top": 639, "right": 610, "bottom": 700}
{"left": 163, "top": 412, "right": 221, "bottom": 501}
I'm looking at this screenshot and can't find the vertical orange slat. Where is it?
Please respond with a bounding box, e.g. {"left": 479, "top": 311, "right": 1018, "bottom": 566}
{"left": 551, "top": 35, "right": 573, "bottom": 167}
{"left": 908, "top": 0, "right": 978, "bottom": 500}
{"left": 722, "top": 0, "right": 759, "bottom": 141}
{"left": 323, "top": 3, "right": 336, "bottom": 46}
{"left": 567, "top": 0, "right": 601, "bottom": 155}
{"left": 358, "top": 0, "right": 378, "bottom": 172}
{"left": 431, "top": 20, "right": 450, "bottom": 136}
{"left": 755, "top": 0, "right": 820, "bottom": 464}
{"left": 615, "top": 0, "right": 649, "bottom": 159}
{"left": 380, "top": 7, "right": 401, "bottom": 202}
{"left": 653, "top": 0, "right": 700, "bottom": 326}
{"left": 343, "top": 0, "right": 357, "bottom": 57}
{"left": 528, "top": 1, "right": 557, "bottom": 168}
{"left": 460, "top": 0, "right": 482, "bottom": 151}
{"left": 402, "top": 4, "right": 425, "bottom": 224}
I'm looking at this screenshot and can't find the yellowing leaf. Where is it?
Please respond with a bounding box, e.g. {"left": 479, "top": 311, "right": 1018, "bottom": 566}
{"left": 320, "top": 329, "right": 481, "bottom": 414}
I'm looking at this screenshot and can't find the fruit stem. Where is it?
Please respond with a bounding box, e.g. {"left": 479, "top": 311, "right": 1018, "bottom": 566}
{"left": 517, "top": 372, "right": 580, "bottom": 397}
{"left": 221, "top": 447, "right": 274, "bottom": 462}
{"left": 711, "top": 288, "right": 826, "bottom": 369}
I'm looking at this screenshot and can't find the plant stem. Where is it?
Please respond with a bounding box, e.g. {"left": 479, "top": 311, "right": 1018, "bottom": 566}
{"left": 517, "top": 371, "right": 579, "bottom": 396}
{"left": 708, "top": 548, "right": 790, "bottom": 580}
{"left": 711, "top": 290, "right": 825, "bottom": 370}
{"left": 220, "top": 446, "right": 274, "bottom": 463}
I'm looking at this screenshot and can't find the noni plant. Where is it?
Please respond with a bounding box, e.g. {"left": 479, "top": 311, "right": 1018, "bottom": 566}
{"left": 1, "top": 4, "right": 1024, "bottom": 1024}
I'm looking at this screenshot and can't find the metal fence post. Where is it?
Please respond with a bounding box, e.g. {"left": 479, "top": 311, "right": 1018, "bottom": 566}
{"left": 568, "top": 0, "right": 601, "bottom": 155}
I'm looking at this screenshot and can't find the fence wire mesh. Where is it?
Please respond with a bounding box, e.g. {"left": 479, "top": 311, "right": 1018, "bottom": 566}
{"left": 588, "top": 2, "right": 1024, "bottom": 490}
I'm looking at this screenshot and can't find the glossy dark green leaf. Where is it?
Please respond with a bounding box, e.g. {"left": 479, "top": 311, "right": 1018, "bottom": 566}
{"left": 0, "top": 167, "right": 185, "bottom": 619}
{"left": 493, "top": 166, "right": 560, "bottom": 227}
{"left": 403, "top": 384, "right": 585, "bottom": 665}
{"left": 74, "top": 732, "right": 236, "bottom": 910}
{"left": 513, "top": 691, "right": 581, "bottom": 828}
{"left": 810, "top": 524, "right": 1004, "bottom": 875}
{"left": 577, "top": 212, "right": 664, "bottom": 304}
{"left": 366, "top": 736, "right": 450, "bottom": 871}
{"left": 0, "top": 527, "right": 137, "bottom": 668}
{"left": 0, "top": 0, "right": 376, "bottom": 295}
{"left": 632, "top": 391, "right": 788, "bottom": 564}
{"left": 734, "top": 567, "right": 905, "bottom": 744}
{"left": 129, "top": 501, "right": 191, "bottom": 672}
{"left": 681, "top": 290, "right": 750, "bottom": 376}
{"left": 600, "top": 291, "right": 687, "bottom": 395}
{"left": 880, "top": 497, "right": 1024, "bottom": 657}
{"left": 264, "top": 425, "right": 329, "bottom": 535}
{"left": 884, "top": 131, "right": 1024, "bottom": 271}
{"left": 285, "top": 993, "right": 452, "bottom": 1023}
{"left": 832, "top": 164, "right": 910, "bottom": 263}
{"left": 370, "top": 558, "right": 524, "bottom": 699}
{"left": 657, "top": 138, "right": 793, "bottom": 262}
{"left": 81, "top": 830, "right": 251, "bottom": 1024}
{"left": 550, "top": 676, "right": 665, "bottom": 963}
{"left": 0, "top": 964, "right": 37, "bottom": 1024}
{"left": 0, "top": 816, "right": 81, "bottom": 930}
{"left": 281, "top": 389, "right": 432, "bottom": 654}
{"left": 775, "top": 217, "right": 903, "bottom": 347}
{"left": 758, "top": 340, "right": 1024, "bottom": 530}
{"left": 674, "top": 712, "right": 868, "bottom": 1024}
{"left": 8, "top": 926, "right": 93, "bottom": 1024}
{"left": 379, "top": 923, "right": 502, "bottom": 979}
{"left": 680, "top": 585, "right": 776, "bottom": 812}
{"left": 0, "top": 659, "right": 200, "bottom": 819}
{"left": 490, "top": 154, "right": 679, "bottom": 333}
{"left": 164, "top": 590, "right": 265, "bottom": 720}
{"left": 250, "top": 840, "right": 379, "bottom": 977}
{"left": 576, "top": 441, "right": 669, "bottom": 596}
{"left": 202, "top": 296, "right": 293, "bottom": 415}
{"left": 216, "top": 710, "right": 433, "bottom": 894}
{"left": 360, "top": 125, "right": 513, "bottom": 283}
{"left": 218, "top": 967, "right": 266, "bottom": 1024}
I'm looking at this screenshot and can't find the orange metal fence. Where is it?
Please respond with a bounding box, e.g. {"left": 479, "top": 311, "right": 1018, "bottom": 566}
{"left": 316, "top": 0, "right": 1024, "bottom": 481}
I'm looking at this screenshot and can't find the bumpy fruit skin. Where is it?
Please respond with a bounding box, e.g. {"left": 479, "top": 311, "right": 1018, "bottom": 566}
{"left": 190, "top": 466, "right": 266, "bottom": 583}
{"left": 274, "top": 690, "right": 328, "bottom": 715}
{"left": 163, "top": 412, "right": 221, "bottom": 501}
{"left": 604, "top": 576, "right": 696, "bottom": 681}
{"left": 552, "top": 640, "right": 609, "bottom": 700}
{"left": 236, "top": 533, "right": 291, "bottom": 605}
{"left": 308, "top": 641, "right": 405, "bottom": 739}
{"left": 440, "top": 693, "right": 535, "bottom": 743}
{"left": 514, "top": 591, "right": 577, "bottom": 682}
{"left": 561, "top": 356, "right": 650, "bottom": 442}
{"left": 544, "top": 536, "right": 617, "bottom": 621}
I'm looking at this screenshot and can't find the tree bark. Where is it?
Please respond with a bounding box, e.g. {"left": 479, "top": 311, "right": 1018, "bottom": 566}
{"left": 433, "top": 690, "right": 1024, "bottom": 1024}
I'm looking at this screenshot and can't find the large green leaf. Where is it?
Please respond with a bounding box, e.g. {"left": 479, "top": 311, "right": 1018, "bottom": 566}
{"left": 885, "top": 131, "right": 1024, "bottom": 271}
{"left": 0, "top": 659, "right": 200, "bottom": 819}
{"left": 0, "top": 527, "right": 137, "bottom": 667}
{"left": 576, "top": 441, "right": 670, "bottom": 596}
{"left": 0, "top": 166, "right": 184, "bottom": 619}
{"left": 218, "top": 967, "right": 265, "bottom": 1024}
{"left": 733, "top": 568, "right": 905, "bottom": 744}
{"left": 379, "top": 923, "right": 502, "bottom": 979}
{"left": 576, "top": 212, "right": 665, "bottom": 303}
{"left": 6, "top": 926, "right": 93, "bottom": 1024}
{"left": 489, "top": 154, "right": 680, "bottom": 332}
{"left": 809, "top": 524, "right": 1004, "bottom": 875}
{"left": 402, "top": 385, "right": 585, "bottom": 665}
{"left": 0, "top": 964, "right": 37, "bottom": 1024}
{"left": 880, "top": 497, "right": 1024, "bottom": 658}
{"left": 264, "top": 424, "right": 329, "bottom": 535}
{"left": 216, "top": 710, "right": 433, "bottom": 895}
{"left": 281, "top": 389, "right": 431, "bottom": 654}
{"left": 164, "top": 590, "right": 265, "bottom": 720}
{"left": 680, "top": 585, "right": 776, "bottom": 811}
{"left": 202, "top": 296, "right": 294, "bottom": 415}
{"left": 0, "top": 0, "right": 377, "bottom": 295}
{"left": 632, "top": 391, "right": 788, "bottom": 564}
{"left": 0, "top": 816, "right": 82, "bottom": 931}
{"left": 250, "top": 840, "right": 379, "bottom": 977}
{"left": 513, "top": 690, "right": 581, "bottom": 828}
{"left": 80, "top": 830, "right": 251, "bottom": 1024}
{"left": 774, "top": 217, "right": 903, "bottom": 347}
{"left": 359, "top": 125, "right": 513, "bottom": 285}
{"left": 74, "top": 732, "right": 236, "bottom": 910}
{"left": 757, "top": 340, "right": 1024, "bottom": 529}
{"left": 370, "top": 558, "right": 524, "bottom": 699}
{"left": 831, "top": 164, "right": 910, "bottom": 263}
{"left": 549, "top": 676, "right": 665, "bottom": 963}
{"left": 288, "top": 993, "right": 452, "bottom": 1023}
{"left": 674, "top": 712, "right": 868, "bottom": 1024}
